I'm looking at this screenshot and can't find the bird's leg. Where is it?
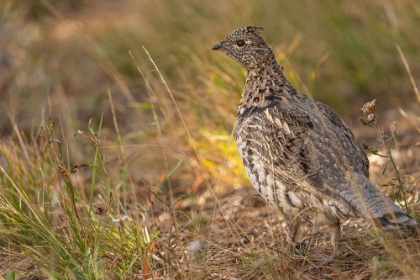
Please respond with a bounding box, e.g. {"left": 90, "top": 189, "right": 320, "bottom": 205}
{"left": 284, "top": 215, "right": 306, "bottom": 255}
{"left": 313, "top": 222, "right": 344, "bottom": 261}
{"left": 290, "top": 215, "right": 302, "bottom": 244}
{"left": 329, "top": 222, "right": 342, "bottom": 259}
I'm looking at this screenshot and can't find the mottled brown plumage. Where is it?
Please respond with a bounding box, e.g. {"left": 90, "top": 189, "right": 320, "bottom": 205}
{"left": 212, "top": 26, "right": 416, "bottom": 258}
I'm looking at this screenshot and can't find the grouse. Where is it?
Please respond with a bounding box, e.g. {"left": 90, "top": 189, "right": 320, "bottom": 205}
{"left": 212, "top": 26, "right": 416, "bottom": 258}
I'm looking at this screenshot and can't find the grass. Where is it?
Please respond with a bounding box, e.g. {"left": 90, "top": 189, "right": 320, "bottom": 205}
{"left": 1, "top": 119, "right": 150, "bottom": 278}
{"left": 1, "top": 0, "right": 420, "bottom": 279}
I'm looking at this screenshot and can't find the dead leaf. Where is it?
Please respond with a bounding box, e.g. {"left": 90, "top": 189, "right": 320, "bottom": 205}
{"left": 142, "top": 239, "right": 157, "bottom": 279}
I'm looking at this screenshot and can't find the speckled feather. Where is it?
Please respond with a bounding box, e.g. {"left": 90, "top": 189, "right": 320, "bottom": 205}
{"left": 212, "top": 26, "right": 416, "bottom": 257}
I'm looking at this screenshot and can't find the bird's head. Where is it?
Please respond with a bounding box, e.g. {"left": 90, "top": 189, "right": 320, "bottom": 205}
{"left": 212, "top": 26, "right": 276, "bottom": 71}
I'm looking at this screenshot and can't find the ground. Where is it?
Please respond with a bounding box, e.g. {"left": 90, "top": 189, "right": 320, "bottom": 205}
{"left": 5, "top": 120, "right": 419, "bottom": 279}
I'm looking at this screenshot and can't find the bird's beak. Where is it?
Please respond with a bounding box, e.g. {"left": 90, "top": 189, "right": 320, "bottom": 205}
{"left": 212, "top": 42, "right": 223, "bottom": 50}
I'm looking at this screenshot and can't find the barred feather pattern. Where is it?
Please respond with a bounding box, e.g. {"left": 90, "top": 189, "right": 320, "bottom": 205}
{"left": 212, "top": 26, "right": 416, "bottom": 258}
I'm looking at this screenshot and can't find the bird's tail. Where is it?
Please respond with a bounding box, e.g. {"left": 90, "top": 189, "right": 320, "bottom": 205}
{"left": 354, "top": 173, "right": 417, "bottom": 229}
{"left": 373, "top": 211, "right": 416, "bottom": 230}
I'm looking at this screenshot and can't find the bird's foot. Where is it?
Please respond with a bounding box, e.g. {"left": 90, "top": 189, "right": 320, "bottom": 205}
{"left": 313, "top": 251, "right": 349, "bottom": 264}
{"left": 284, "top": 240, "right": 309, "bottom": 256}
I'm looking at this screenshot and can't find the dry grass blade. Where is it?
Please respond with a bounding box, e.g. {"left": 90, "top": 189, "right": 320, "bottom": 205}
{"left": 396, "top": 44, "right": 420, "bottom": 105}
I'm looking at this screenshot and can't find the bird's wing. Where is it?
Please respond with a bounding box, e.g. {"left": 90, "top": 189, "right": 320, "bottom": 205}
{"left": 315, "top": 101, "right": 370, "bottom": 177}
{"left": 237, "top": 102, "right": 343, "bottom": 202}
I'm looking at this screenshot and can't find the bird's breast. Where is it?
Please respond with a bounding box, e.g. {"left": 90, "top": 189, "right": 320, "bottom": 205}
{"left": 236, "top": 131, "right": 305, "bottom": 215}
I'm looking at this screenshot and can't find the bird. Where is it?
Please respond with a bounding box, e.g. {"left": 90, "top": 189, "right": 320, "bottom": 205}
{"left": 212, "top": 26, "right": 417, "bottom": 258}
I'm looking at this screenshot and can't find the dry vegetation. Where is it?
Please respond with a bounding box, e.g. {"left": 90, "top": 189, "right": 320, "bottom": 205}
{"left": 1, "top": 0, "right": 420, "bottom": 279}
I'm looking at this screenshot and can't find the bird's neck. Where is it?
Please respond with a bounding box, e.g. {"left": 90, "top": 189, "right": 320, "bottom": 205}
{"left": 237, "top": 61, "right": 289, "bottom": 118}
{"left": 246, "top": 59, "right": 283, "bottom": 80}
{"left": 244, "top": 60, "right": 288, "bottom": 96}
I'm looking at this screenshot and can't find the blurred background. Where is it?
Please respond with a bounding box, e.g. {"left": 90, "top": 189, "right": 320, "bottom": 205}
{"left": 1, "top": 0, "right": 420, "bottom": 193}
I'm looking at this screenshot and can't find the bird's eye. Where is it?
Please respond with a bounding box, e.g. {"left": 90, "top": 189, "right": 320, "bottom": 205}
{"left": 236, "top": 40, "right": 245, "bottom": 47}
